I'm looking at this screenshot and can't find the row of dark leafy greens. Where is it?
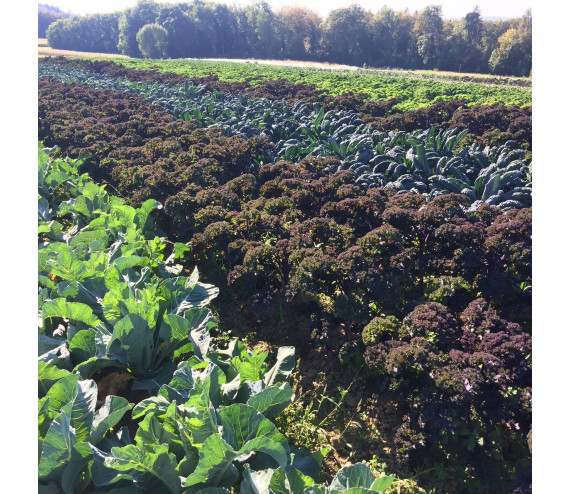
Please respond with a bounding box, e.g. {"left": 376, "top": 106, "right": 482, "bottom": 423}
{"left": 39, "top": 60, "right": 531, "bottom": 211}
{"left": 42, "top": 58, "right": 533, "bottom": 151}
{"left": 38, "top": 144, "right": 398, "bottom": 493}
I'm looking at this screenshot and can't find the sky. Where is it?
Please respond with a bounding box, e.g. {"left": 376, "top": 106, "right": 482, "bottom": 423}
{"left": 42, "top": 0, "right": 531, "bottom": 20}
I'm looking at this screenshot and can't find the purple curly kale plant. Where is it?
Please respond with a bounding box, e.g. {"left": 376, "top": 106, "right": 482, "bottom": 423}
{"left": 363, "top": 298, "right": 531, "bottom": 491}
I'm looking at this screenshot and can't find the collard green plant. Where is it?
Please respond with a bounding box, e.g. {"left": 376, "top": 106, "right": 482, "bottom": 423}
{"left": 39, "top": 148, "right": 221, "bottom": 386}
{"left": 38, "top": 374, "right": 134, "bottom": 493}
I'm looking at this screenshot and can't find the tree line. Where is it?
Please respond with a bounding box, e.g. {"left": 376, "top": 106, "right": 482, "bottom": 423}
{"left": 44, "top": 0, "right": 532, "bottom": 77}
{"left": 39, "top": 4, "right": 70, "bottom": 37}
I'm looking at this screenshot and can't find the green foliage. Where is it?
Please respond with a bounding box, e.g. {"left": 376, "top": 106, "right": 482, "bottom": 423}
{"left": 361, "top": 316, "right": 399, "bottom": 346}
{"left": 113, "top": 58, "right": 531, "bottom": 110}
{"left": 136, "top": 23, "right": 169, "bottom": 59}
{"left": 489, "top": 11, "right": 532, "bottom": 76}
{"left": 46, "top": 12, "right": 121, "bottom": 54}
{"left": 424, "top": 275, "right": 471, "bottom": 308}
{"left": 43, "top": 1, "right": 530, "bottom": 75}
{"left": 39, "top": 4, "right": 68, "bottom": 38}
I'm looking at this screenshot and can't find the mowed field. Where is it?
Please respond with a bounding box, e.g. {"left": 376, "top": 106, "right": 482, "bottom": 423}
{"left": 38, "top": 38, "right": 130, "bottom": 59}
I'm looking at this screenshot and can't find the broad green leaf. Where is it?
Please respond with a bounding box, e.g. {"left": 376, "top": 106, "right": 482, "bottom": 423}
{"left": 49, "top": 250, "right": 92, "bottom": 281}
{"left": 103, "top": 284, "right": 162, "bottom": 329}
{"left": 38, "top": 340, "right": 72, "bottom": 369}
{"left": 110, "top": 204, "right": 138, "bottom": 229}
{"left": 269, "top": 467, "right": 315, "bottom": 494}
{"left": 69, "top": 229, "right": 109, "bottom": 248}
{"left": 158, "top": 360, "right": 200, "bottom": 404}
{"left": 218, "top": 404, "right": 288, "bottom": 468}
{"left": 184, "top": 434, "right": 239, "bottom": 491}
{"left": 237, "top": 435, "right": 289, "bottom": 471}
{"left": 370, "top": 476, "right": 395, "bottom": 492}
{"left": 47, "top": 376, "right": 97, "bottom": 443}
{"left": 39, "top": 361, "right": 72, "bottom": 398}
{"left": 329, "top": 464, "right": 375, "bottom": 491}
{"left": 264, "top": 346, "right": 295, "bottom": 387}
{"left": 290, "top": 446, "right": 330, "bottom": 479}
{"left": 187, "top": 308, "right": 216, "bottom": 361}
{"left": 247, "top": 383, "right": 294, "bottom": 420}
{"left": 132, "top": 361, "right": 179, "bottom": 395}
{"left": 107, "top": 314, "right": 154, "bottom": 375}
{"left": 113, "top": 256, "right": 152, "bottom": 275}
{"left": 42, "top": 298, "right": 101, "bottom": 328}
{"left": 39, "top": 334, "right": 67, "bottom": 355}
{"left": 38, "top": 411, "right": 76, "bottom": 481}
{"left": 135, "top": 199, "right": 162, "bottom": 233}
{"left": 158, "top": 313, "right": 192, "bottom": 362}
{"left": 73, "top": 355, "right": 121, "bottom": 379}
{"left": 221, "top": 374, "right": 241, "bottom": 403}
{"left": 240, "top": 466, "right": 275, "bottom": 494}
{"left": 69, "top": 329, "right": 97, "bottom": 365}
{"left": 232, "top": 351, "right": 268, "bottom": 384}
{"left": 39, "top": 197, "right": 51, "bottom": 221}
{"left": 90, "top": 444, "right": 181, "bottom": 493}
{"left": 210, "top": 339, "right": 248, "bottom": 378}
{"left": 39, "top": 396, "right": 57, "bottom": 441}
{"left": 45, "top": 170, "right": 72, "bottom": 191}
{"left": 161, "top": 271, "right": 219, "bottom": 316}
{"left": 236, "top": 380, "right": 264, "bottom": 403}
{"left": 61, "top": 441, "right": 93, "bottom": 494}
{"left": 39, "top": 142, "right": 56, "bottom": 165}
{"left": 57, "top": 280, "right": 105, "bottom": 311}
{"left": 201, "top": 363, "right": 226, "bottom": 409}
{"left": 183, "top": 393, "right": 219, "bottom": 445}
{"left": 132, "top": 396, "right": 172, "bottom": 420}
{"left": 90, "top": 395, "right": 134, "bottom": 445}
{"left": 135, "top": 413, "right": 179, "bottom": 453}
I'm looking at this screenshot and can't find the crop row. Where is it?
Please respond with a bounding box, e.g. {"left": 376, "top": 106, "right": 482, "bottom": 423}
{"left": 39, "top": 60, "right": 531, "bottom": 212}
{"left": 41, "top": 58, "right": 533, "bottom": 150}
{"left": 38, "top": 71, "right": 531, "bottom": 491}
{"left": 113, "top": 59, "right": 532, "bottom": 110}
{"left": 39, "top": 144, "right": 406, "bottom": 493}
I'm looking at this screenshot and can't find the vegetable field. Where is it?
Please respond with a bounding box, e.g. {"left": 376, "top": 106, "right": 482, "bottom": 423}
{"left": 38, "top": 56, "right": 532, "bottom": 494}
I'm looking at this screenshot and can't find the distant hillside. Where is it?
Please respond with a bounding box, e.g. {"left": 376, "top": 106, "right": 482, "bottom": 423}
{"left": 38, "top": 4, "right": 70, "bottom": 38}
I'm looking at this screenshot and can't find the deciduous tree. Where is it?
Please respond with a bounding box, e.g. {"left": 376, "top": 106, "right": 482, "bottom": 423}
{"left": 275, "top": 7, "right": 321, "bottom": 60}
{"left": 414, "top": 5, "right": 444, "bottom": 68}
{"left": 136, "top": 23, "right": 168, "bottom": 58}
{"left": 320, "top": 5, "right": 371, "bottom": 65}
{"left": 489, "top": 10, "right": 532, "bottom": 76}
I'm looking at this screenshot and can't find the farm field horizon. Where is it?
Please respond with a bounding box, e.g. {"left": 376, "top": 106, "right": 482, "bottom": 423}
{"left": 37, "top": 53, "right": 532, "bottom": 494}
